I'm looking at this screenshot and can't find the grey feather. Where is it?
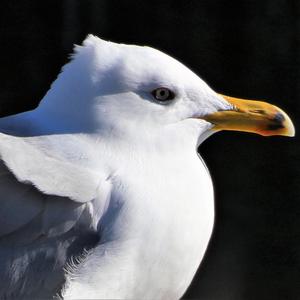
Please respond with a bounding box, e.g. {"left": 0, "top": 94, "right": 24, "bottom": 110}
{"left": 0, "top": 112, "right": 106, "bottom": 299}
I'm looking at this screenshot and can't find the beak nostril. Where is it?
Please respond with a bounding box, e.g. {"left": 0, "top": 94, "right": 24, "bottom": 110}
{"left": 250, "top": 109, "right": 266, "bottom": 114}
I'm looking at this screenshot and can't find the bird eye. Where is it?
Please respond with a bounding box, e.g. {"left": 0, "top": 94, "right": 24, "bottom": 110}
{"left": 151, "top": 87, "right": 175, "bottom": 102}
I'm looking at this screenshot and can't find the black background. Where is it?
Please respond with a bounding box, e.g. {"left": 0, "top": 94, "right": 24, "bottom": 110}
{"left": 0, "top": 1, "right": 299, "bottom": 299}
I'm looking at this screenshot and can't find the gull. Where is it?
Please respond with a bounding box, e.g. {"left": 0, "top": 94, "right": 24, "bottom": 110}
{"left": 0, "top": 35, "right": 294, "bottom": 299}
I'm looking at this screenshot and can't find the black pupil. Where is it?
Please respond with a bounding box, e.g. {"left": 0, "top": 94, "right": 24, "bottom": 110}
{"left": 158, "top": 89, "right": 167, "bottom": 99}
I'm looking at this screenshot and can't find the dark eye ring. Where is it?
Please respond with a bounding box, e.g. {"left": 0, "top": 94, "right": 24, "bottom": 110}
{"left": 151, "top": 87, "right": 175, "bottom": 102}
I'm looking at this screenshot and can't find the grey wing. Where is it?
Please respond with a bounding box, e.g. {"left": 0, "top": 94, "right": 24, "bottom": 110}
{"left": 0, "top": 132, "right": 109, "bottom": 299}
{"left": 0, "top": 159, "right": 94, "bottom": 239}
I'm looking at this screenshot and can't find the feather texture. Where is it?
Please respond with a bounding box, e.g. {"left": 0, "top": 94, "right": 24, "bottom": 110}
{"left": 0, "top": 35, "right": 232, "bottom": 299}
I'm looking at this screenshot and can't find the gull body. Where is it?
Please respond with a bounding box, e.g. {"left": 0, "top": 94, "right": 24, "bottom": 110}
{"left": 0, "top": 35, "right": 293, "bottom": 299}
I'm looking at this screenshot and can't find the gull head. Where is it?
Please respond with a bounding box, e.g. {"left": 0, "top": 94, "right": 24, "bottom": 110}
{"left": 38, "top": 35, "right": 295, "bottom": 148}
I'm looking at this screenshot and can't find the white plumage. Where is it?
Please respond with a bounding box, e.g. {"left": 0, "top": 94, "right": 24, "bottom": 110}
{"left": 0, "top": 35, "right": 293, "bottom": 299}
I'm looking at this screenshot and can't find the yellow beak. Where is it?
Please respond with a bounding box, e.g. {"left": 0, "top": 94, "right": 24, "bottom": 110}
{"left": 202, "top": 94, "right": 295, "bottom": 137}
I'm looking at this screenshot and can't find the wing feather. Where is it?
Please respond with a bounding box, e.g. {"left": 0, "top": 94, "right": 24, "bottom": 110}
{"left": 0, "top": 133, "right": 102, "bottom": 203}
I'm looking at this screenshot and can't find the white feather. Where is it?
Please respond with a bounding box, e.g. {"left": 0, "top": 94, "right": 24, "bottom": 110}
{"left": 0, "top": 35, "right": 232, "bottom": 299}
